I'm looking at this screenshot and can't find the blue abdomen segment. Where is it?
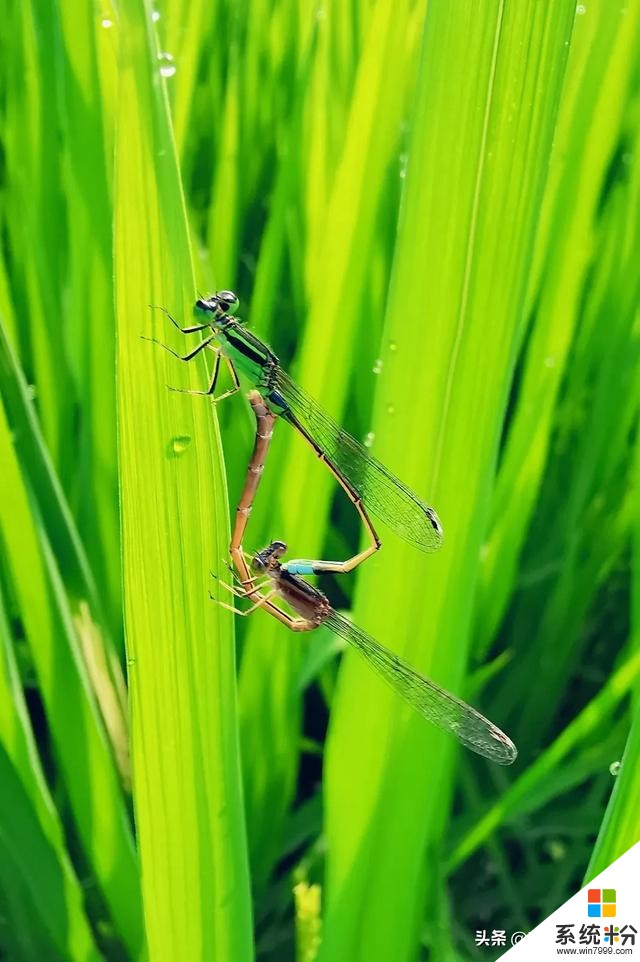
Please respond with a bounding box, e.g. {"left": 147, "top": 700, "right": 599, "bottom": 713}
{"left": 282, "top": 560, "right": 316, "bottom": 576}
{"left": 266, "top": 388, "right": 290, "bottom": 415}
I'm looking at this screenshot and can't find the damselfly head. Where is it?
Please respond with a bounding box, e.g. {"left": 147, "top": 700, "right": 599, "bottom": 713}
{"left": 252, "top": 540, "right": 288, "bottom": 573}
{"left": 194, "top": 290, "right": 239, "bottom": 325}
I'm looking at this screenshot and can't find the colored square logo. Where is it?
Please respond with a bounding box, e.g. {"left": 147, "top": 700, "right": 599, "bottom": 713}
{"left": 603, "top": 904, "right": 616, "bottom": 917}
{"left": 603, "top": 889, "right": 616, "bottom": 903}
{"left": 588, "top": 905, "right": 601, "bottom": 917}
{"left": 588, "top": 889, "right": 600, "bottom": 903}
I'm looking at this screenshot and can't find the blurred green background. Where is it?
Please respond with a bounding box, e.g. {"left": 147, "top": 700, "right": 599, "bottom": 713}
{"left": 0, "top": 0, "right": 639, "bottom": 960}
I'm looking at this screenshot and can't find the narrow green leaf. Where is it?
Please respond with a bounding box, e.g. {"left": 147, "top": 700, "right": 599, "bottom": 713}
{"left": 0, "top": 389, "right": 143, "bottom": 957}
{"left": 476, "top": 0, "right": 640, "bottom": 653}
{"left": 320, "top": 3, "right": 575, "bottom": 960}
{"left": 0, "top": 587, "right": 101, "bottom": 962}
{"left": 238, "top": 0, "right": 423, "bottom": 888}
{"left": 115, "top": 2, "right": 253, "bottom": 959}
{"left": 55, "top": 0, "right": 122, "bottom": 632}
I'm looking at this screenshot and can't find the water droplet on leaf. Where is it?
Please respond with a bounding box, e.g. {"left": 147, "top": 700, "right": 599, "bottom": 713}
{"left": 167, "top": 435, "right": 191, "bottom": 458}
{"left": 157, "top": 52, "right": 176, "bottom": 77}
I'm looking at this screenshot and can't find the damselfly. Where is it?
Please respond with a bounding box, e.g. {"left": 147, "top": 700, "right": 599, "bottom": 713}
{"left": 217, "top": 390, "right": 517, "bottom": 765}
{"left": 149, "top": 291, "right": 443, "bottom": 574}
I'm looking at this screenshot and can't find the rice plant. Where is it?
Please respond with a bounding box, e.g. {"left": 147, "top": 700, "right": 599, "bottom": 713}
{"left": 0, "top": 0, "right": 638, "bottom": 960}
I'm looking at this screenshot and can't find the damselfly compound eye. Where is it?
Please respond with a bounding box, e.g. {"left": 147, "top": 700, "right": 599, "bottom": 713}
{"left": 216, "top": 290, "right": 239, "bottom": 314}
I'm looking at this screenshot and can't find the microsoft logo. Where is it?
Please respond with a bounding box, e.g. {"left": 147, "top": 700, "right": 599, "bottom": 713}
{"left": 587, "top": 889, "right": 616, "bottom": 918}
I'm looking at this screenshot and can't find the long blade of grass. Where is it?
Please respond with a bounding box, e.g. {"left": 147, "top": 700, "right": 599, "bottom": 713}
{"left": 0, "top": 319, "right": 108, "bottom": 635}
{"left": 114, "top": 2, "right": 253, "bottom": 959}
{"left": 54, "top": 0, "right": 122, "bottom": 633}
{"left": 0, "top": 317, "right": 129, "bottom": 767}
{"left": 237, "top": 0, "right": 423, "bottom": 888}
{"left": 475, "top": 0, "right": 640, "bottom": 655}
{"left": 0, "top": 587, "right": 101, "bottom": 962}
{"left": 0, "top": 389, "right": 143, "bottom": 957}
{"left": 498, "top": 131, "right": 640, "bottom": 754}
{"left": 2, "top": 1, "right": 71, "bottom": 469}
{"left": 584, "top": 704, "right": 640, "bottom": 881}
{"left": 319, "top": 3, "right": 576, "bottom": 960}
{"left": 585, "top": 403, "right": 640, "bottom": 880}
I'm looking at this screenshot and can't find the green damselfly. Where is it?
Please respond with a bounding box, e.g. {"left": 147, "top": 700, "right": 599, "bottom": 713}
{"left": 217, "top": 390, "right": 516, "bottom": 765}
{"left": 150, "top": 291, "right": 443, "bottom": 573}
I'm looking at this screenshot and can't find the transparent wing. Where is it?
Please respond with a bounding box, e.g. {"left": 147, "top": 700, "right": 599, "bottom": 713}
{"left": 274, "top": 370, "right": 443, "bottom": 552}
{"left": 326, "top": 610, "right": 517, "bottom": 765}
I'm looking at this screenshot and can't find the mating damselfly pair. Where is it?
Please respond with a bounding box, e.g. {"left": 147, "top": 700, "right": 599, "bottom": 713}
{"left": 150, "top": 292, "right": 517, "bottom": 765}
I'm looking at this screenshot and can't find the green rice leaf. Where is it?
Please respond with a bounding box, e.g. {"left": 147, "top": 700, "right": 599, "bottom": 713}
{"left": 320, "top": 3, "right": 576, "bottom": 960}
{"left": 114, "top": 2, "right": 253, "bottom": 959}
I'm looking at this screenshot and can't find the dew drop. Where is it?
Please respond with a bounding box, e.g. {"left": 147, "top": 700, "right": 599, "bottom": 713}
{"left": 157, "top": 51, "right": 176, "bottom": 77}
{"left": 389, "top": 341, "right": 397, "bottom": 353}
{"left": 167, "top": 435, "right": 191, "bottom": 457}
{"left": 386, "top": 404, "right": 395, "bottom": 416}
{"left": 101, "top": 17, "right": 113, "bottom": 28}
{"left": 609, "top": 760, "right": 621, "bottom": 776}
{"left": 372, "top": 358, "right": 383, "bottom": 375}
{"left": 151, "top": 8, "right": 161, "bottom": 21}
{"left": 364, "top": 431, "right": 375, "bottom": 448}
{"left": 576, "top": 3, "right": 586, "bottom": 13}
